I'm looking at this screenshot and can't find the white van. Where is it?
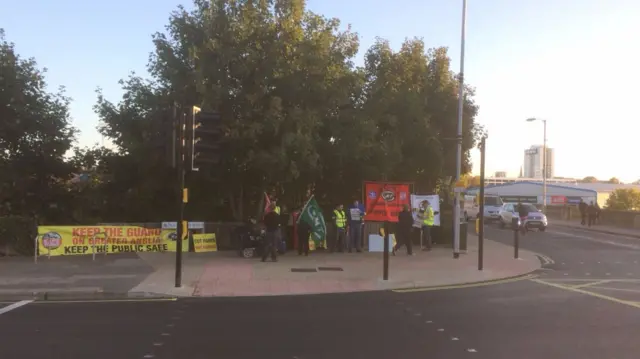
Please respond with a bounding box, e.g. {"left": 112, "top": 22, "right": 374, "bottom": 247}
{"left": 465, "top": 195, "right": 503, "bottom": 222}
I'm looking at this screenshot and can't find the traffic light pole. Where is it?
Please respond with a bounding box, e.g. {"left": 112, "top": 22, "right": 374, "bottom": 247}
{"left": 478, "top": 136, "right": 486, "bottom": 271}
{"left": 175, "top": 107, "right": 185, "bottom": 288}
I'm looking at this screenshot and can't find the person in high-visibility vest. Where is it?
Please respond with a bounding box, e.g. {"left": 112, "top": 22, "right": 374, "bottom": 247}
{"left": 332, "top": 204, "right": 347, "bottom": 253}
{"left": 416, "top": 200, "right": 434, "bottom": 251}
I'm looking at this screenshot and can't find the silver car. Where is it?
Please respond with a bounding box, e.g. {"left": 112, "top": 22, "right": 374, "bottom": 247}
{"left": 498, "top": 203, "right": 548, "bottom": 231}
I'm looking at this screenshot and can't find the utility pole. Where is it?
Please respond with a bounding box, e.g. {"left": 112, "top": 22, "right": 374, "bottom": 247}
{"left": 453, "top": 0, "right": 467, "bottom": 259}
{"left": 478, "top": 136, "right": 486, "bottom": 271}
{"left": 175, "top": 106, "right": 186, "bottom": 288}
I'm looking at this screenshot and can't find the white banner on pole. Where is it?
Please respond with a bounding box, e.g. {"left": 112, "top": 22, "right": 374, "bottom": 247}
{"left": 410, "top": 194, "right": 441, "bottom": 227}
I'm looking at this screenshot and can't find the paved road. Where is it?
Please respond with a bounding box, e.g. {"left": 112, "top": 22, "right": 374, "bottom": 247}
{"left": 1, "top": 224, "right": 639, "bottom": 359}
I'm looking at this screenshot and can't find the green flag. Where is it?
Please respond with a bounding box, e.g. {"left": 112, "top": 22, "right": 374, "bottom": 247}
{"left": 297, "top": 196, "right": 326, "bottom": 245}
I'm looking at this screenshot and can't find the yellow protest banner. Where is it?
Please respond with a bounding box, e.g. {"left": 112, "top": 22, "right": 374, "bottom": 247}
{"left": 38, "top": 226, "right": 188, "bottom": 256}
{"left": 193, "top": 233, "right": 217, "bottom": 252}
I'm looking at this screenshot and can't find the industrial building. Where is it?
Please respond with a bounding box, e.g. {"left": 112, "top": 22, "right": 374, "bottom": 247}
{"left": 558, "top": 183, "right": 640, "bottom": 207}
{"left": 466, "top": 181, "right": 597, "bottom": 206}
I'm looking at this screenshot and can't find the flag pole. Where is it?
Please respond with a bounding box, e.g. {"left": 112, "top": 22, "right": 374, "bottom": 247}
{"left": 296, "top": 195, "right": 315, "bottom": 225}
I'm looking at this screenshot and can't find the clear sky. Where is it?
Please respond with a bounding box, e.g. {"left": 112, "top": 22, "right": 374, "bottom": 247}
{"left": 2, "top": 0, "right": 639, "bottom": 182}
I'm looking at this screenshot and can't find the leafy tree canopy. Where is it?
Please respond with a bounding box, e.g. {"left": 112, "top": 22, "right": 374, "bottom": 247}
{"left": 605, "top": 188, "right": 640, "bottom": 211}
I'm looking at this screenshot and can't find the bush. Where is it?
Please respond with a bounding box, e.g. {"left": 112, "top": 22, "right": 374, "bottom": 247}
{"left": 0, "top": 216, "right": 37, "bottom": 256}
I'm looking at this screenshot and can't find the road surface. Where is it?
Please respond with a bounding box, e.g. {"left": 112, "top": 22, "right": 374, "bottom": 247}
{"left": 0, "top": 224, "right": 638, "bottom": 359}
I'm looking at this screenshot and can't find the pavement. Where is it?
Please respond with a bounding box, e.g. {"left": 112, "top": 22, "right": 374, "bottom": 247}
{"left": 0, "top": 232, "right": 540, "bottom": 299}
{"left": 1, "top": 223, "right": 640, "bottom": 358}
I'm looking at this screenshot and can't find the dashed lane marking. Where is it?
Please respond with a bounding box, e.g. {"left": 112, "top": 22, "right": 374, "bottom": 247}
{"left": 0, "top": 300, "right": 33, "bottom": 315}
{"left": 393, "top": 274, "right": 538, "bottom": 293}
{"left": 531, "top": 279, "right": 640, "bottom": 309}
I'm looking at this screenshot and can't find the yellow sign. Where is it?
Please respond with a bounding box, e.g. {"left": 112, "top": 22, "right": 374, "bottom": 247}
{"left": 38, "top": 226, "right": 189, "bottom": 256}
{"left": 193, "top": 233, "right": 217, "bottom": 252}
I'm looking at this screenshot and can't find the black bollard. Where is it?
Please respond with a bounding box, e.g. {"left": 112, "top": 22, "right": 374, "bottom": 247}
{"left": 383, "top": 221, "right": 389, "bottom": 280}
{"left": 512, "top": 217, "right": 520, "bottom": 259}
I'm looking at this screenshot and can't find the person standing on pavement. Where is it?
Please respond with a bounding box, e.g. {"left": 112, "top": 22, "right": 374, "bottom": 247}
{"left": 332, "top": 204, "right": 347, "bottom": 253}
{"left": 416, "top": 200, "right": 434, "bottom": 251}
{"left": 587, "top": 201, "right": 597, "bottom": 227}
{"left": 393, "top": 204, "right": 414, "bottom": 256}
{"left": 578, "top": 199, "right": 587, "bottom": 225}
{"left": 347, "top": 200, "right": 364, "bottom": 253}
{"left": 262, "top": 203, "right": 280, "bottom": 262}
{"left": 595, "top": 203, "right": 601, "bottom": 225}
{"left": 296, "top": 215, "right": 311, "bottom": 256}
{"left": 280, "top": 205, "right": 292, "bottom": 250}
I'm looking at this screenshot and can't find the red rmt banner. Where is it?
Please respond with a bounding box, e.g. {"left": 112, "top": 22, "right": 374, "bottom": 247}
{"left": 364, "top": 181, "right": 411, "bottom": 222}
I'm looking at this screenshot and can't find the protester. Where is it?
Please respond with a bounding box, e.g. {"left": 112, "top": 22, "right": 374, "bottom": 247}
{"left": 297, "top": 211, "right": 311, "bottom": 256}
{"left": 347, "top": 200, "right": 364, "bottom": 253}
{"left": 331, "top": 204, "right": 347, "bottom": 253}
{"left": 393, "top": 204, "right": 414, "bottom": 256}
{"left": 416, "top": 200, "right": 434, "bottom": 251}
{"left": 262, "top": 203, "right": 280, "bottom": 262}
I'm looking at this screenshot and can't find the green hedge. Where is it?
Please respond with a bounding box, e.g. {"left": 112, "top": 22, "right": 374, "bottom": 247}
{"left": 0, "top": 216, "right": 37, "bottom": 256}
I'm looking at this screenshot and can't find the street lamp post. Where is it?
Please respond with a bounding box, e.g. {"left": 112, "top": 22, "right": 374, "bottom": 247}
{"left": 453, "top": 0, "right": 467, "bottom": 259}
{"left": 526, "top": 117, "right": 547, "bottom": 212}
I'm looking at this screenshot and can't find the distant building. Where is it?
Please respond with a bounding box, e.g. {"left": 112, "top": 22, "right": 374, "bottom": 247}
{"left": 561, "top": 183, "right": 640, "bottom": 207}
{"left": 481, "top": 177, "right": 577, "bottom": 186}
{"left": 494, "top": 171, "right": 507, "bottom": 178}
{"left": 523, "top": 145, "right": 555, "bottom": 179}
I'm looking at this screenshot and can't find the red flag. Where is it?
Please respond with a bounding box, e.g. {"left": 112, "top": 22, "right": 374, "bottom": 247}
{"left": 263, "top": 192, "right": 272, "bottom": 218}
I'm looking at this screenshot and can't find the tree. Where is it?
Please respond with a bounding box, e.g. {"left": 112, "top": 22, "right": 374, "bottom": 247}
{"left": 581, "top": 176, "right": 598, "bottom": 183}
{"left": 607, "top": 177, "right": 620, "bottom": 184}
{"left": 605, "top": 188, "right": 640, "bottom": 211}
{"left": 92, "top": 0, "right": 482, "bottom": 221}
{"left": 0, "top": 29, "right": 77, "bottom": 221}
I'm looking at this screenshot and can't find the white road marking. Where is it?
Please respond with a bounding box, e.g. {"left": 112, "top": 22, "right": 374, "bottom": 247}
{"left": 586, "top": 273, "right": 591, "bottom": 276}
{"left": 580, "top": 262, "right": 584, "bottom": 264}
{"left": 426, "top": 320, "right": 433, "bottom": 323}
{"left": 166, "top": 323, "right": 174, "bottom": 327}
{"left": 153, "top": 343, "right": 163, "bottom": 346}
{"left": 437, "top": 328, "right": 444, "bottom": 332}
{"left": 590, "top": 286, "right": 640, "bottom": 294}
{"left": 572, "top": 280, "right": 611, "bottom": 289}
{"left": 161, "top": 333, "right": 170, "bottom": 336}
{"left": 0, "top": 300, "right": 33, "bottom": 315}
{"left": 550, "top": 230, "right": 640, "bottom": 249}
{"left": 467, "top": 348, "right": 478, "bottom": 353}
{"left": 451, "top": 337, "right": 459, "bottom": 341}
{"left": 143, "top": 355, "right": 154, "bottom": 358}
{"left": 563, "top": 273, "right": 568, "bottom": 276}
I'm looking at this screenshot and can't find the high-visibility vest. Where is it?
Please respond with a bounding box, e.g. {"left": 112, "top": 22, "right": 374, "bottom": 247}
{"left": 274, "top": 206, "right": 281, "bottom": 215}
{"left": 333, "top": 210, "right": 346, "bottom": 228}
{"left": 423, "top": 207, "right": 434, "bottom": 226}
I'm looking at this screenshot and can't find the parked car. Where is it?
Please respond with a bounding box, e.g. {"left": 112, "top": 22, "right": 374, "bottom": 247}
{"left": 466, "top": 195, "right": 504, "bottom": 223}
{"left": 498, "top": 203, "right": 548, "bottom": 231}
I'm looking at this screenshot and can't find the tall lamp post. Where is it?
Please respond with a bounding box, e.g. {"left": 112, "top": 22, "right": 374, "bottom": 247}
{"left": 452, "top": 0, "right": 467, "bottom": 259}
{"left": 526, "top": 117, "right": 547, "bottom": 212}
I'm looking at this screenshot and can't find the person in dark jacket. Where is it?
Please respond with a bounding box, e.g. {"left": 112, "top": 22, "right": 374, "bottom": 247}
{"left": 262, "top": 203, "right": 280, "bottom": 262}
{"left": 578, "top": 200, "right": 587, "bottom": 225}
{"left": 393, "top": 205, "right": 414, "bottom": 255}
{"left": 587, "top": 201, "right": 597, "bottom": 227}
{"left": 297, "top": 216, "right": 311, "bottom": 256}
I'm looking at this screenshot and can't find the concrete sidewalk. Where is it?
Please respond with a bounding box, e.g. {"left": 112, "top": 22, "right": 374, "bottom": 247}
{"left": 552, "top": 219, "right": 640, "bottom": 239}
{"left": 134, "top": 233, "right": 540, "bottom": 297}
{"left": 0, "top": 234, "right": 541, "bottom": 300}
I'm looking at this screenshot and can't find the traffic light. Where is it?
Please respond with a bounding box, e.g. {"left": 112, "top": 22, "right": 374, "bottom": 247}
{"left": 189, "top": 106, "right": 224, "bottom": 171}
